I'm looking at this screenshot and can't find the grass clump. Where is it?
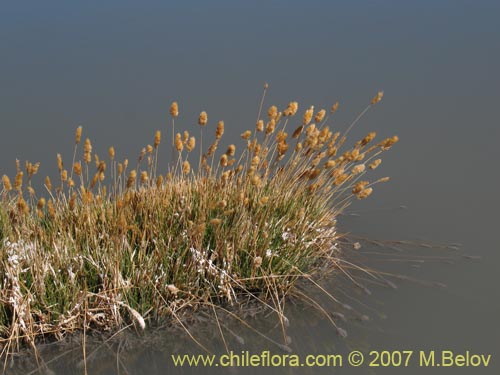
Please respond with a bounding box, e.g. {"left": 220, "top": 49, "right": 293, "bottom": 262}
{"left": 0, "top": 86, "right": 397, "bottom": 355}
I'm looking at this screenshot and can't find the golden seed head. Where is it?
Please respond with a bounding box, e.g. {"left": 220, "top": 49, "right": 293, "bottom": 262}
{"left": 45, "top": 176, "right": 52, "bottom": 191}
{"left": 37, "top": 197, "right": 46, "bottom": 210}
{"left": 377, "top": 177, "right": 390, "bottom": 183}
{"left": 241, "top": 130, "right": 252, "bottom": 140}
{"left": 295, "top": 142, "right": 303, "bottom": 152}
{"left": 265, "top": 119, "right": 276, "bottom": 134}
{"left": 108, "top": 146, "right": 115, "bottom": 160}
{"left": 216, "top": 121, "right": 225, "bottom": 139}
{"left": 69, "top": 192, "right": 77, "bottom": 211}
{"left": 267, "top": 105, "right": 278, "bottom": 120}
{"left": 207, "top": 140, "right": 218, "bottom": 156}
{"left": 170, "top": 101, "right": 179, "bottom": 117}
{"left": 253, "top": 256, "right": 263, "bottom": 268}
{"left": 303, "top": 105, "right": 314, "bottom": 125}
{"left": 352, "top": 181, "right": 369, "bottom": 194}
{"left": 334, "top": 173, "right": 349, "bottom": 186}
{"left": 47, "top": 199, "right": 55, "bottom": 218}
{"left": 283, "top": 101, "right": 299, "bottom": 116}
{"left": 330, "top": 102, "right": 339, "bottom": 113}
{"left": 186, "top": 136, "right": 196, "bottom": 152}
{"left": 154, "top": 130, "right": 161, "bottom": 148}
{"left": 175, "top": 133, "right": 184, "bottom": 151}
{"left": 182, "top": 160, "right": 191, "bottom": 175}
{"left": 56, "top": 153, "right": 63, "bottom": 171}
{"left": 127, "top": 170, "right": 137, "bottom": 188}
{"left": 251, "top": 174, "right": 261, "bottom": 187}
{"left": 276, "top": 130, "right": 288, "bottom": 143}
{"left": 217, "top": 200, "right": 227, "bottom": 208}
{"left": 380, "top": 135, "right": 399, "bottom": 150}
{"left": 314, "top": 109, "right": 326, "bottom": 123}
{"left": 210, "top": 218, "right": 222, "bottom": 226}
{"left": 17, "top": 196, "right": 29, "bottom": 214}
{"left": 73, "top": 162, "right": 82, "bottom": 176}
{"left": 146, "top": 144, "right": 153, "bottom": 154}
{"left": 259, "top": 196, "right": 269, "bottom": 205}
{"left": 361, "top": 132, "right": 376, "bottom": 146}
{"left": 2, "top": 175, "right": 12, "bottom": 192}
{"left": 351, "top": 164, "right": 366, "bottom": 175}
{"left": 371, "top": 91, "right": 384, "bottom": 105}
{"left": 14, "top": 171, "right": 23, "bottom": 191}
{"left": 198, "top": 111, "right": 208, "bottom": 126}
{"left": 368, "top": 159, "right": 382, "bottom": 170}
{"left": 140, "top": 171, "right": 148, "bottom": 184}
{"left": 277, "top": 141, "right": 289, "bottom": 156}
{"left": 251, "top": 155, "right": 260, "bottom": 167}
{"left": 117, "top": 163, "right": 123, "bottom": 175}
{"left": 183, "top": 131, "right": 189, "bottom": 143}
{"left": 84, "top": 138, "right": 92, "bottom": 154}
{"left": 357, "top": 187, "right": 373, "bottom": 199}
{"left": 75, "top": 126, "right": 83, "bottom": 144}
{"left": 308, "top": 168, "right": 321, "bottom": 180}
{"left": 324, "top": 160, "right": 336, "bottom": 169}
{"left": 226, "top": 144, "right": 236, "bottom": 156}
{"left": 220, "top": 154, "right": 228, "bottom": 167}
{"left": 256, "top": 120, "right": 264, "bottom": 132}
{"left": 156, "top": 175, "right": 163, "bottom": 189}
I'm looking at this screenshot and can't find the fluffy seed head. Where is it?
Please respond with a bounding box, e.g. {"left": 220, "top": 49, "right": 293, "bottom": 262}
{"left": 75, "top": 126, "right": 83, "bottom": 144}
{"left": 357, "top": 187, "right": 373, "bottom": 199}
{"left": 361, "top": 132, "right": 376, "bottom": 146}
{"left": 241, "top": 130, "right": 252, "bottom": 140}
{"left": 73, "top": 162, "right": 82, "bottom": 176}
{"left": 265, "top": 120, "right": 276, "bottom": 134}
{"left": 154, "top": 130, "right": 161, "bottom": 148}
{"left": 216, "top": 121, "right": 224, "bottom": 139}
{"left": 303, "top": 106, "right": 314, "bottom": 125}
{"left": 314, "top": 109, "right": 326, "bottom": 123}
{"left": 14, "top": 171, "right": 23, "bottom": 191}
{"left": 186, "top": 137, "right": 196, "bottom": 152}
{"left": 198, "top": 111, "right": 208, "bottom": 126}
{"left": 37, "top": 197, "right": 46, "bottom": 210}
{"left": 220, "top": 154, "right": 228, "bottom": 167}
{"left": 267, "top": 105, "right": 278, "bottom": 120}
{"left": 210, "top": 218, "right": 222, "bottom": 226}
{"left": 352, "top": 181, "right": 369, "bottom": 194}
{"left": 283, "top": 101, "right": 299, "bottom": 116}
{"left": 175, "top": 133, "right": 184, "bottom": 151}
{"left": 182, "top": 160, "right": 191, "bottom": 174}
{"left": 256, "top": 120, "right": 264, "bottom": 132}
{"left": 2, "top": 175, "right": 12, "bottom": 192}
{"left": 127, "top": 170, "right": 137, "bottom": 188}
{"left": 351, "top": 164, "right": 366, "bottom": 175}
{"left": 226, "top": 144, "right": 236, "bottom": 156}
{"left": 368, "top": 159, "right": 382, "bottom": 170}
{"left": 371, "top": 91, "right": 384, "bottom": 105}
{"left": 45, "top": 176, "right": 52, "bottom": 191}
{"left": 170, "top": 101, "right": 179, "bottom": 117}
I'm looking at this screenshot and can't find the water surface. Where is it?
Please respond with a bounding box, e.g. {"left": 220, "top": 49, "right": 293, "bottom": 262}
{"left": 1, "top": 1, "right": 499, "bottom": 374}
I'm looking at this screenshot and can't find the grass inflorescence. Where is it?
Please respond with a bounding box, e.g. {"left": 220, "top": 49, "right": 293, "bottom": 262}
{"left": 0, "top": 86, "right": 397, "bottom": 356}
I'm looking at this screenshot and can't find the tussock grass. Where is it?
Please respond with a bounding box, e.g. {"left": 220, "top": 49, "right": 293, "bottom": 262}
{"left": 0, "top": 86, "right": 397, "bottom": 357}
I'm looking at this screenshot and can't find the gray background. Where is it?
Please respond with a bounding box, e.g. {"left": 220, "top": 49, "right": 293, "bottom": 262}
{"left": 1, "top": 1, "right": 499, "bottom": 374}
